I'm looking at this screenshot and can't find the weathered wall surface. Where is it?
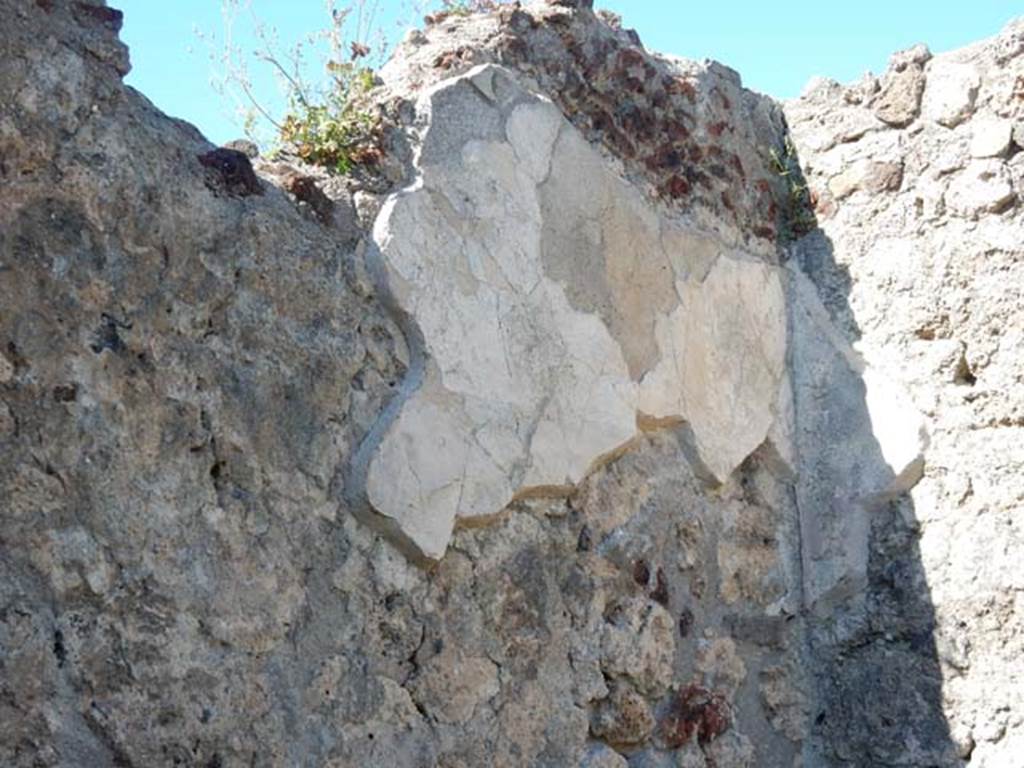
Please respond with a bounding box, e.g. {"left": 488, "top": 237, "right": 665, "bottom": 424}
{"left": 0, "top": 1, "right": 1021, "bottom": 767}
{"left": 786, "top": 21, "right": 1024, "bottom": 766}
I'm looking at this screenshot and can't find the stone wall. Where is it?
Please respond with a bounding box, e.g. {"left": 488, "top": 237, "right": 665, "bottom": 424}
{"left": 786, "top": 21, "right": 1024, "bottom": 766}
{"left": 0, "top": 1, "right": 1021, "bottom": 767}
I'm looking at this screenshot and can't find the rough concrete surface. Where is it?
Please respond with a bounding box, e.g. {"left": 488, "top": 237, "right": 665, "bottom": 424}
{"left": 1, "top": 1, "right": 1021, "bottom": 767}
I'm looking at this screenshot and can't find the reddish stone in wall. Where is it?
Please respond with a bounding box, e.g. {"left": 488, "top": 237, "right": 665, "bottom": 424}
{"left": 658, "top": 684, "right": 732, "bottom": 748}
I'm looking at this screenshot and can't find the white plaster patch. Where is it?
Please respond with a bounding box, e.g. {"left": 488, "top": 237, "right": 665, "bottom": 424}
{"left": 364, "top": 66, "right": 789, "bottom": 559}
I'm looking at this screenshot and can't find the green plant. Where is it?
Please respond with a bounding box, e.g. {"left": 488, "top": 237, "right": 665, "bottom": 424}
{"left": 768, "top": 135, "right": 816, "bottom": 239}
{"left": 202, "top": 0, "right": 507, "bottom": 171}
{"left": 204, "top": 0, "right": 388, "bottom": 173}
{"left": 277, "top": 57, "right": 379, "bottom": 173}
{"left": 439, "top": 0, "right": 505, "bottom": 16}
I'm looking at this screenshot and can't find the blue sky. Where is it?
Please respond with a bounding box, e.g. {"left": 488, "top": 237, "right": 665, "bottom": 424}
{"left": 119, "top": 1, "right": 1021, "bottom": 146}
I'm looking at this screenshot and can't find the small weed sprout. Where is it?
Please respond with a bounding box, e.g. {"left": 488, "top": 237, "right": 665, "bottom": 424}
{"left": 768, "top": 135, "right": 816, "bottom": 239}
{"left": 439, "top": 0, "right": 505, "bottom": 16}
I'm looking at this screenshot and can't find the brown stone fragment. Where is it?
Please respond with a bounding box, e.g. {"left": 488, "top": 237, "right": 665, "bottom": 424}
{"left": 650, "top": 568, "right": 670, "bottom": 606}
{"left": 282, "top": 173, "right": 335, "bottom": 225}
{"left": 633, "top": 559, "right": 651, "bottom": 586}
{"left": 591, "top": 683, "right": 655, "bottom": 747}
{"left": 663, "top": 176, "right": 691, "bottom": 199}
{"left": 658, "top": 684, "right": 731, "bottom": 748}
{"left": 874, "top": 66, "right": 926, "bottom": 127}
{"left": 197, "top": 149, "right": 263, "bottom": 198}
